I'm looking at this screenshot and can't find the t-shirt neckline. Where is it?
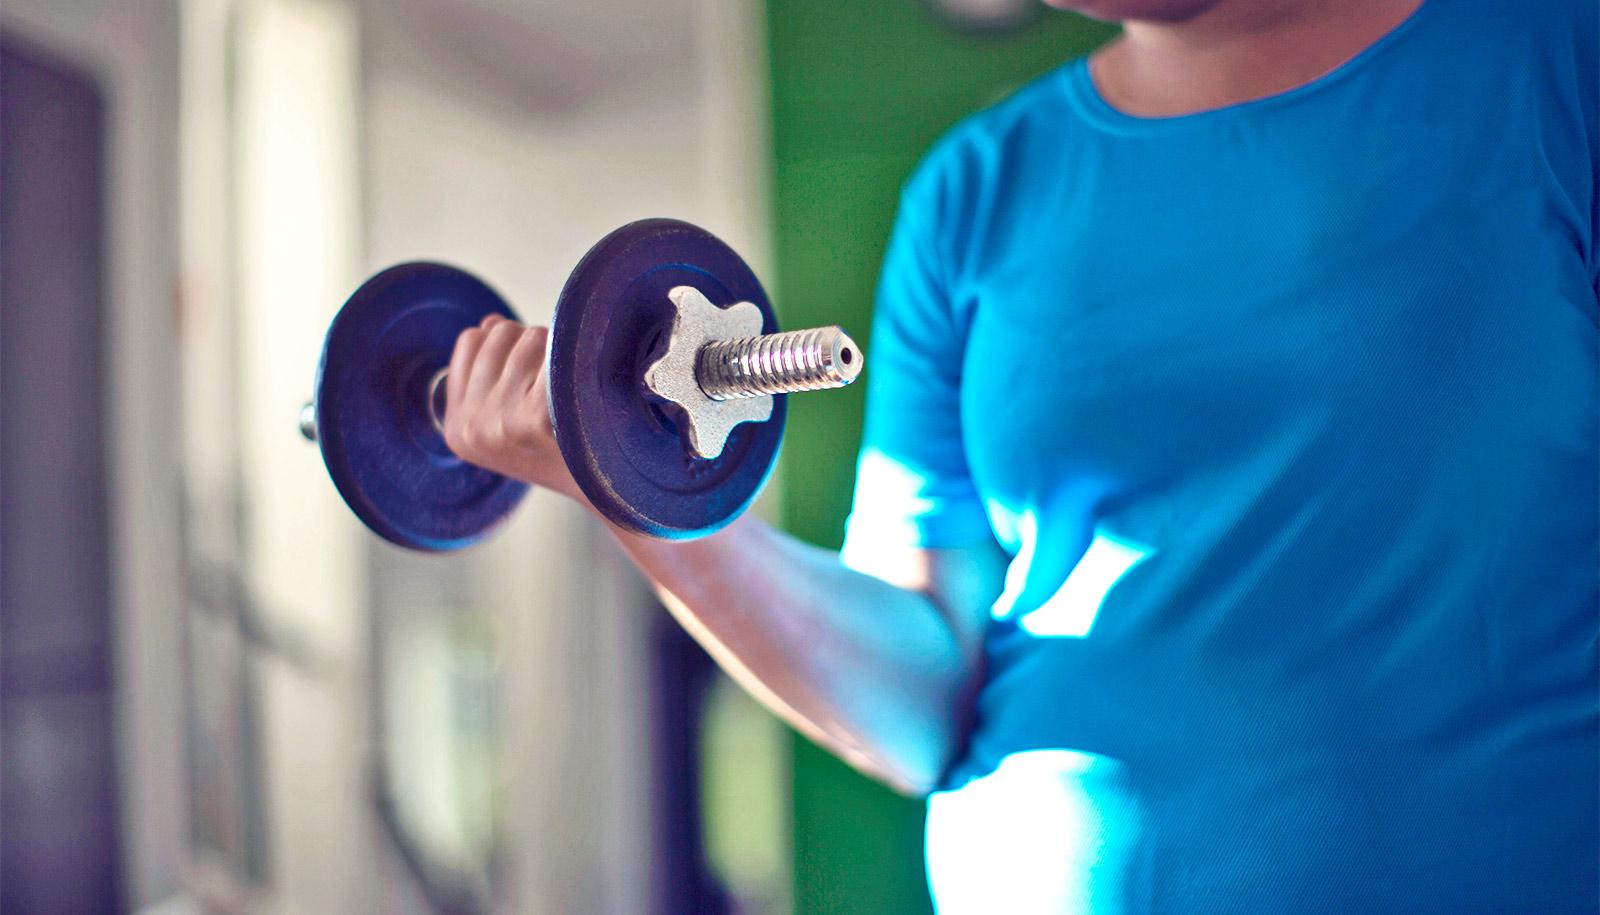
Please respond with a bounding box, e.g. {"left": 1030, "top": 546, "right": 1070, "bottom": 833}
{"left": 1064, "top": 0, "right": 1434, "bottom": 136}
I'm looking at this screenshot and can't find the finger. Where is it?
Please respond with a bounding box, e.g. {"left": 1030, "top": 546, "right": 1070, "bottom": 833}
{"left": 467, "top": 319, "right": 523, "bottom": 397}
{"left": 501, "top": 326, "right": 550, "bottom": 396}
{"left": 446, "top": 327, "right": 487, "bottom": 419}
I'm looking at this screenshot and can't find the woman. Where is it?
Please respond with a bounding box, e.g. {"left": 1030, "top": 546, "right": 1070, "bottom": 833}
{"left": 443, "top": 0, "right": 1598, "bottom": 909}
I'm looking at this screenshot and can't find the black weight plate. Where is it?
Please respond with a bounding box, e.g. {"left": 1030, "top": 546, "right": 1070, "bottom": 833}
{"left": 314, "top": 263, "right": 529, "bottom": 551}
{"left": 548, "top": 219, "right": 784, "bottom": 539}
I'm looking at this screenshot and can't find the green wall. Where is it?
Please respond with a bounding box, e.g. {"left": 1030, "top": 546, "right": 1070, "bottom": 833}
{"left": 763, "top": 3, "right": 1114, "bottom": 912}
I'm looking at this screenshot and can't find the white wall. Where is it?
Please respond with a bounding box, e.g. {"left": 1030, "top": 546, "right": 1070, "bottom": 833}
{"left": 232, "top": 4, "right": 377, "bottom": 911}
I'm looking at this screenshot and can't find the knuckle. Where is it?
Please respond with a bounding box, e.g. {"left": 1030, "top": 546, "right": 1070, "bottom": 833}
{"left": 454, "top": 423, "right": 481, "bottom": 454}
{"left": 491, "top": 418, "right": 513, "bottom": 447}
{"left": 443, "top": 427, "right": 469, "bottom": 458}
{"left": 508, "top": 419, "right": 543, "bottom": 449}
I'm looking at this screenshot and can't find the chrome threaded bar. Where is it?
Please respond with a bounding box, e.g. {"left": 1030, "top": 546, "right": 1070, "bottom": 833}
{"left": 695, "top": 326, "right": 862, "bottom": 401}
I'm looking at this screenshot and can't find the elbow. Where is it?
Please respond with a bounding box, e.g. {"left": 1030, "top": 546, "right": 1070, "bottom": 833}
{"left": 846, "top": 751, "right": 943, "bottom": 799}
{"left": 871, "top": 727, "right": 970, "bottom": 799}
{"left": 823, "top": 731, "right": 948, "bottom": 798}
{"left": 888, "top": 753, "right": 957, "bottom": 798}
{"left": 884, "top": 772, "right": 940, "bottom": 799}
{"left": 871, "top": 663, "right": 986, "bottom": 799}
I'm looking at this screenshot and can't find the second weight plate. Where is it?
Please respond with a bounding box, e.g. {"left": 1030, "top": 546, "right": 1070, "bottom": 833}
{"left": 313, "top": 263, "right": 530, "bottom": 551}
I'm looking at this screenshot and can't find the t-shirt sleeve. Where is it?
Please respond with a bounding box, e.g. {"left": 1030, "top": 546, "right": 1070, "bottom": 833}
{"left": 840, "top": 152, "right": 993, "bottom": 574}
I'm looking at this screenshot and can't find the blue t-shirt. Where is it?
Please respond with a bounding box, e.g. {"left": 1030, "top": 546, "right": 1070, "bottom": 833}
{"left": 840, "top": 0, "right": 1598, "bottom": 911}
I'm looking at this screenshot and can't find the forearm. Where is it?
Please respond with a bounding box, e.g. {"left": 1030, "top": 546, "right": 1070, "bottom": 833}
{"left": 431, "top": 318, "right": 977, "bottom": 790}
{"left": 603, "top": 512, "right": 982, "bottom": 795}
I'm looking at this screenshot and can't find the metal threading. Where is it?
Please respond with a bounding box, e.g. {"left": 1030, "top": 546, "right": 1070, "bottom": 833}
{"left": 695, "top": 326, "right": 862, "bottom": 401}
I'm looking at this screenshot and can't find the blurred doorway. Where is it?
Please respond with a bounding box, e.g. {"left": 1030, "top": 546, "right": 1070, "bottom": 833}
{"left": 0, "top": 35, "right": 121, "bottom": 915}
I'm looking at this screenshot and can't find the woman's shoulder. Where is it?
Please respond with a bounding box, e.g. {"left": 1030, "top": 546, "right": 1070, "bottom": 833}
{"left": 904, "top": 59, "right": 1086, "bottom": 205}
{"left": 1428, "top": 0, "right": 1595, "bottom": 54}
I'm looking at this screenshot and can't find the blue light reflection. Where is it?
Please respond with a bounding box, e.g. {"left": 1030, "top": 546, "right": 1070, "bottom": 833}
{"left": 926, "top": 749, "right": 1145, "bottom": 914}
{"left": 1020, "top": 529, "right": 1151, "bottom": 639}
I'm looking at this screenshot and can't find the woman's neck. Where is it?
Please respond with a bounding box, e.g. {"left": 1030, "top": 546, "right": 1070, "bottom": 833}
{"left": 1089, "top": 0, "right": 1423, "bottom": 117}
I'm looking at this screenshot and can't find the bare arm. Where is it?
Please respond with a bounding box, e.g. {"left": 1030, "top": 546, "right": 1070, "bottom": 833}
{"left": 442, "top": 315, "right": 1007, "bottom": 794}
{"left": 607, "top": 514, "right": 1006, "bottom": 794}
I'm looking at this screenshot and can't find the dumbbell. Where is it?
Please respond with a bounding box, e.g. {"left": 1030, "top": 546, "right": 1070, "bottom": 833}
{"left": 298, "top": 218, "right": 862, "bottom": 550}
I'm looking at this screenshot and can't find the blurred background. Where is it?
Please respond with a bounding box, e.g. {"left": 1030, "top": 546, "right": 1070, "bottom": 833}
{"left": 0, "top": 1, "right": 1110, "bottom": 911}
